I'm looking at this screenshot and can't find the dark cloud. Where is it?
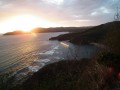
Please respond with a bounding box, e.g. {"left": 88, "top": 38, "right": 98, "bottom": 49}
{"left": 0, "top": 0, "right": 119, "bottom": 26}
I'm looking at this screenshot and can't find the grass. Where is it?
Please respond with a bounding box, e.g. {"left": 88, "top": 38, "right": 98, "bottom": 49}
{"left": 10, "top": 59, "right": 120, "bottom": 90}
{"left": 0, "top": 73, "right": 16, "bottom": 90}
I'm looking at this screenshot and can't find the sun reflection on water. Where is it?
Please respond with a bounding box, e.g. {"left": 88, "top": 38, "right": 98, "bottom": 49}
{"left": 60, "top": 42, "right": 69, "bottom": 48}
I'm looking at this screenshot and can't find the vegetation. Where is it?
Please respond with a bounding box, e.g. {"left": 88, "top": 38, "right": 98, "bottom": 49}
{"left": 0, "top": 73, "right": 16, "bottom": 90}
{"left": 11, "top": 59, "right": 120, "bottom": 90}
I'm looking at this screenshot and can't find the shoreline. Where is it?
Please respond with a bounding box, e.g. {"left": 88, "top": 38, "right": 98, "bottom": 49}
{"left": 0, "top": 21, "right": 120, "bottom": 90}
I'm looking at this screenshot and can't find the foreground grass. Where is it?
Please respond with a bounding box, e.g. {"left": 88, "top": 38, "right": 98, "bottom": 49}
{"left": 9, "top": 57, "right": 119, "bottom": 90}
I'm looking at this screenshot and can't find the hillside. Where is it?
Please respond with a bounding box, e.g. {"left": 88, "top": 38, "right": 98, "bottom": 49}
{"left": 50, "top": 21, "right": 120, "bottom": 44}
{"left": 32, "top": 27, "right": 92, "bottom": 33}
{"left": 12, "top": 57, "right": 120, "bottom": 90}
{"left": 12, "top": 60, "right": 117, "bottom": 90}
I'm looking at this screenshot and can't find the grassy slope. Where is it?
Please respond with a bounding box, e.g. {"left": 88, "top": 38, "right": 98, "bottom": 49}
{"left": 12, "top": 60, "right": 118, "bottom": 90}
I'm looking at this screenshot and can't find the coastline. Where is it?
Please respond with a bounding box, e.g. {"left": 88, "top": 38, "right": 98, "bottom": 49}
{"left": 1, "top": 21, "right": 120, "bottom": 90}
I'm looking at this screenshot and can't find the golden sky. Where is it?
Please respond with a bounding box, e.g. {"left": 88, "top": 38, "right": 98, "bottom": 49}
{"left": 0, "top": 0, "right": 119, "bottom": 33}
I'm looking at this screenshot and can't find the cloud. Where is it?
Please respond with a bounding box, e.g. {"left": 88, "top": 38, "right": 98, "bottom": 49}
{"left": 0, "top": 0, "right": 119, "bottom": 26}
{"left": 90, "top": 7, "right": 110, "bottom": 16}
{"left": 42, "top": 0, "right": 64, "bottom": 5}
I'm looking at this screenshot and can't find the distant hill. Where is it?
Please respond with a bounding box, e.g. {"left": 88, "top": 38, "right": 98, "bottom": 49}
{"left": 3, "top": 27, "right": 93, "bottom": 35}
{"left": 32, "top": 27, "right": 92, "bottom": 33}
{"left": 3, "top": 30, "right": 31, "bottom": 35}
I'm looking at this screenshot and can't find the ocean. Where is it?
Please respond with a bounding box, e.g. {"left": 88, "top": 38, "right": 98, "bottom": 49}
{"left": 0, "top": 32, "right": 98, "bottom": 80}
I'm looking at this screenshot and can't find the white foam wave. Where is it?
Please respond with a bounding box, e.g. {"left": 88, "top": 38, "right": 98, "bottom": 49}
{"left": 53, "top": 46, "right": 59, "bottom": 50}
{"left": 39, "top": 50, "right": 55, "bottom": 55}
{"left": 17, "top": 72, "right": 27, "bottom": 77}
{"left": 54, "top": 57, "right": 60, "bottom": 59}
{"left": 28, "top": 63, "right": 45, "bottom": 72}
{"left": 28, "top": 66, "right": 40, "bottom": 72}
{"left": 33, "top": 45, "right": 59, "bottom": 56}
{"left": 36, "top": 59, "right": 50, "bottom": 63}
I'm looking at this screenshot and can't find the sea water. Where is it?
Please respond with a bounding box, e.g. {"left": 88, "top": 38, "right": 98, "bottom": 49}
{"left": 0, "top": 32, "right": 98, "bottom": 80}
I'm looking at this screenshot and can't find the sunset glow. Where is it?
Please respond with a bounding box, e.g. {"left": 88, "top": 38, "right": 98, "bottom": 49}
{"left": 0, "top": 14, "right": 58, "bottom": 33}
{"left": 0, "top": 0, "right": 119, "bottom": 34}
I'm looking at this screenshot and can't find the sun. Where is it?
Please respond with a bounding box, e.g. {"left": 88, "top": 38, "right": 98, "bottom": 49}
{"left": 12, "top": 15, "right": 42, "bottom": 32}
{"left": 0, "top": 15, "right": 43, "bottom": 33}
{"left": 0, "top": 14, "right": 58, "bottom": 33}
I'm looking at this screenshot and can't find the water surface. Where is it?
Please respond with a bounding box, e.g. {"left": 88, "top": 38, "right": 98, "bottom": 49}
{"left": 0, "top": 32, "right": 98, "bottom": 79}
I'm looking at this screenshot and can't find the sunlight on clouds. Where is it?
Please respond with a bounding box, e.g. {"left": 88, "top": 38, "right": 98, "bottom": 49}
{"left": 0, "top": 14, "right": 59, "bottom": 33}
{"left": 91, "top": 12, "right": 98, "bottom": 16}
{"left": 0, "top": 0, "right": 118, "bottom": 29}
{"left": 44, "top": 0, "right": 64, "bottom": 5}
{"left": 75, "top": 20, "right": 91, "bottom": 22}
{"left": 100, "top": 7, "right": 110, "bottom": 14}
{"left": 91, "top": 7, "right": 110, "bottom": 16}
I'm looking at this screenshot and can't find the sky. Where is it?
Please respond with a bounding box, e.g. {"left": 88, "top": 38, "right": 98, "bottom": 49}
{"left": 0, "top": 0, "right": 120, "bottom": 33}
